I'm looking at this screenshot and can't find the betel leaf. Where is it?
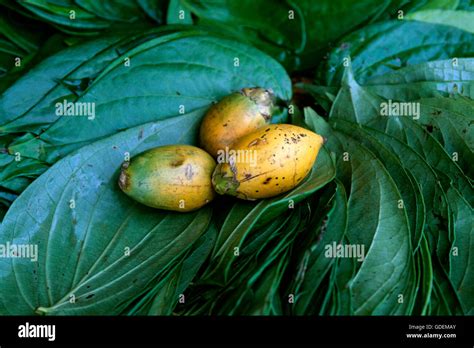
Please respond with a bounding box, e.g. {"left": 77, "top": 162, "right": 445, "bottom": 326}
{"left": 133, "top": 222, "right": 217, "bottom": 316}
{"left": 415, "top": 97, "right": 474, "bottom": 178}
{"left": 18, "top": 0, "right": 110, "bottom": 31}
{"left": 431, "top": 255, "right": 464, "bottom": 315}
{"left": 371, "top": 117, "right": 473, "bottom": 206}
{"left": 293, "top": 180, "right": 348, "bottom": 315}
{"left": 0, "top": 154, "right": 49, "bottom": 193}
{"left": 15, "top": 0, "right": 163, "bottom": 34}
{"left": 0, "top": 8, "right": 51, "bottom": 93}
{"left": 447, "top": 187, "right": 474, "bottom": 315}
{"left": 0, "top": 27, "right": 213, "bottom": 133}
{"left": 355, "top": 124, "right": 465, "bottom": 315}
{"left": 364, "top": 58, "right": 474, "bottom": 100}
{"left": 180, "top": 213, "right": 294, "bottom": 315}
{"left": 328, "top": 66, "right": 383, "bottom": 125}
{"left": 217, "top": 208, "right": 305, "bottom": 315}
{"left": 203, "top": 146, "right": 336, "bottom": 285}
{"left": 287, "top": 0, "right": 403, "bottom": 68}
{"left": 306, "top": 112, "right": 416, "bottom": 315}
{"left": 413, "top": 235, "right": 433, "bottom": 315}
{"left": 324, "top": 65, "right": 473, "bottom": 204}
{"left": 339, "top": 138, "right": 414, "bottom": 315}
{"left": 74, "top": 0, "right": 148, "bottom": 23}
{"left": 404, "top": 0, "right": 460, "bottom": 12}
{"left": 182, "top": 0, "right": 402, "bottom": 71}
{"left": 406, "top": 10, "right": 474, "bottom": 33}
{"left": 333, "top": 242, "right": 356, "bottom": 315}
{"left": 358, "top": 127, "right": 453, "bottom": 255}
{"left": 7, "top": 31, "right": 291, "bottom": 164}
{"left": 320, "top": 21, "right": 474, "bottom": 86}
{"left": 137, "top": 0, "right": 168, "bottom": 23}
{"left": 336, "top": 134, "right": 416, "bottom": 315}
{"left": 331, "top": 118, "right": 425, "bottom": 250}
{"left": 458, "top": 0, "right": 474, "bottom": 11}
{"left": 0, "top": 110, "right": 212, "bottom": 315}
{"left": 1, "top": 33, "right": 142, "bottom": 133}
{"left": 0, "top": 29, "right": 180, "bottom": 204}
{"left": 329, "top": 119, "right": 442, "bottom": 315}
{"left": 181, "top": 0, "right": 304, "bottom": 70}
{"left": 310, "top": 66, "right": 471, "bottom": 315}
{"left": 167, "top": 0, "right": 193, "bottom": 24}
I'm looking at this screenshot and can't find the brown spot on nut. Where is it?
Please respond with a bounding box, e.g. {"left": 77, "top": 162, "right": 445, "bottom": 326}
{"left": 171, "top": 159, "right": 184, "bottom": 167}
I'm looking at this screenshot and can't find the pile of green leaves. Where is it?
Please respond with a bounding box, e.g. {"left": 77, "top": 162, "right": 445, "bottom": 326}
{"left": 0, "top": 0, "right": 472, "bottom": 315}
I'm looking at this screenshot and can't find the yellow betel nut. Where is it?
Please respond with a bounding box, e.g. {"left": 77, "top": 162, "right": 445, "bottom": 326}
{"left": 118, "top": 145, "right": 216, "bottom": 212}
{"left": 212, "top": 124, "right": 325, "bottom": 200}
{"left": 199, "top": 87, "right": 274, "bottom": 158}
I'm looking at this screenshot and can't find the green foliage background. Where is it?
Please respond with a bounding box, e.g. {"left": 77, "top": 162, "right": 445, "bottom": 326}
{"left": 0, "top": 0, "right": 472, "bottom": 315}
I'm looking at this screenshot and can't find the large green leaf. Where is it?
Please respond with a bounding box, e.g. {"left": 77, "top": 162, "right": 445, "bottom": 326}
{"left": 329, "top": 66, "right": 384, "bottom": 125}
{"left": 307, "top": 113, "right": 416, "bottom": 315}
{"left": 0, "top": 30, "right": 171, "bottom": 207}
{"left": 215, "top": 208, "right": 304, "bottom": 315}
{"left": 328, "top": 120, "right": 466, "bottom": 315}
{"left": 181, "top": 0, "right": 304, "bottom": 69}
{"left": 177, "top": 211, "right": 298, "bottom": 315}
{"left": 14, "top": 0, "right": 164, "bottom": 34}
{"left": 0, "top": 111, "right": 212, "bottom": 315}
{"left": 335, "top": 135, "right": 416, "bottom": 315}
{"left": 414, "top": 235, "right": 433, "bottom": 315}
{"left": 182, "top": 0, "right": 402, "bottom": 71}
{"left": 404, "top": 0, "right": 460, "bottom": 12}
{"left": 372, "top": 117, "right": 473, "bottom": 206}
{"left": 406, "top": 10, "right": 474, "bottom": 33}
{"left": 75, "top": 0, "right": 148, "bottom": 23}
{"left": 288, "top": 0, "right": 403, "bottom": 68}
{"left": 128, "top": 222, "right": 217, "bottom": 315}
{"left": 331, "top": 119, "right": 425, "bottom": 250}
{"left": 292, "top": 180, "right": 348, "bottom": 315}
{"left": 320, "top": 21, "right": 474, "bottom": 85}
{"left": 167, "top": 0, "right": 193, "bottom": 24}
{"left": 458, "top": 0, "right": 474, "bottom": 11}
{"left": 6, "top": 31, "right": 291, "bottom": 163}
{"left": 307, "top": 60, "right": 472, "bottom": 315}
{"left": 325, "top": 66, "right": 473, "bottom": 204}
{"left": 303, "top": 58, "right": 474, "bottom": 123}
{"left": 359, "top": 128, "right": 453, "bottom": 252}
{"left": 0, "top": 7, "right": 51, "bottom": 93}
{"left": 1, "top": 32, "right": 145, "bottom": 133}
{"left": 414, "top": 97, "right": 474, "bottom": 178}
{"left": 364, "top": 58, "right": 474, "bottom": 100}
{"left": 203, "top": 146, "right": 336, "bottom": 285}
{"left": 137, "top": 0, "right": 168, "bottom": 23}
{"left": 447, "top": 187, "right": 474, "bottom": 314}
{"left": 354, "top": 125, "right": 466, "bottom": 315}
{"left": 18, "top": 0, "right": 110, "bottom": 31}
